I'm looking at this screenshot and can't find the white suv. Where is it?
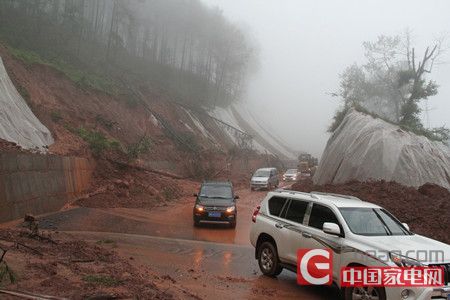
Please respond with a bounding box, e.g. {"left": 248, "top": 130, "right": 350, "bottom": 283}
{"left": 250, "top": 190, "right": 450, "bottom": 300}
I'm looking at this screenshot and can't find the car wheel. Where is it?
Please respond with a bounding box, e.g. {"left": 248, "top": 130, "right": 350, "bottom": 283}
{"left": 193, "top": 220, "right": 200, "bottom": 227}
{"left": 257, "top": 241, "right": 283, "bottom": 277}
{"left": 230, "top": 221, "right": 236, "bottom": 229}
{"left": 344, "top": 286, "right": 386, "bottom": 300}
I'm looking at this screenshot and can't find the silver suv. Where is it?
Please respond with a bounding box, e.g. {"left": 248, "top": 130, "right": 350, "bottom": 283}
{"left": 250, "top": 189, "right": 450, "bottom": 300}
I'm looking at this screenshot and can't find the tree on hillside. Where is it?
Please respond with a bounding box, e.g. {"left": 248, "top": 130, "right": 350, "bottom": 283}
{"left": 330, "top": 32, "right": 449, "bottom": 141}
{"left": 0, "top": 0, "right": 258, "bottom": 108}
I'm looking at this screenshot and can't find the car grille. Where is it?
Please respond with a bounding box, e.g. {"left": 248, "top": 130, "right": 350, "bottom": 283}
{"left": 429, "top": 263, "right": 450, "bottom": 285}
{"left": 204, "top": 206, "right": 226, "bottom": 212}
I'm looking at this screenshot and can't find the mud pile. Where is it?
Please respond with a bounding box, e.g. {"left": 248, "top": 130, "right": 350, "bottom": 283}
{"left": 0, "top": 229, "right": 174, "bottom": 299}
{"left": 314, "top": 109, "right": 450, "bottom": 190}
{"left": 76, "top": 158, "right": 198, "bottom": 209}
{"left": 0, "top": 138, "right": 27, "bottom": 153}
{"left": 292, "top": 179, "right": 450, "bottom": 244}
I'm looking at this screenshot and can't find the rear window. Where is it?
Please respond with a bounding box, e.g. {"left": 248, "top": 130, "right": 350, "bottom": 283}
{"left": 285, "top": 200, "right": 308, "bottom": 224}
{"left": 268, "top": 197, "right": 287, "bottom": 217}
{"left": 308, "top": 204, "right": 340, "bottom": 230}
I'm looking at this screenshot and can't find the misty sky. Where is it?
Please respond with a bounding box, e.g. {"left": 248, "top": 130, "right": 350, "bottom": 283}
{"left": 202, "top": 0, "right": 450, "bottom": 157}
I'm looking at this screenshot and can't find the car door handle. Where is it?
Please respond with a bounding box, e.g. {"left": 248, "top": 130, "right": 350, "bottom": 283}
{"left": 302, "top": 232, "right": 312, "bottom": 238}
{"left": 275, "top": 223, "right": 284, "bottom": 229}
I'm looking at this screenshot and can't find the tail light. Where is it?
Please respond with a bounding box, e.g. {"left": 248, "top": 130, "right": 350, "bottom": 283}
{"left": 252, "top": 205, "right": 261, "bottom": 223}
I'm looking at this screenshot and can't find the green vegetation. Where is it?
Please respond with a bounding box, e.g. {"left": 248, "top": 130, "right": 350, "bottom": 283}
{"left": 126, "top": 136, "right": 152, "bottom": 160}
{"left": 96, "top": 239, "right": 116, "bottom": 245}
{"left": 50, "top": 111, "right": 63, "bottom": 123}
{"left": 16, "top": 84, "right": 31, "bottom": 104}
{"left": 0, "top": 0, "right": 257, "bottom": 108}
{"left": 330, "top": 33, "right": 448, "bottom": 142}
{"left": 0, "top": 262, "right": 16, "bottom": 285}
{"left": 82, "top": 275, "right": 121, "bottom": 287}
{"left": 75, "top": 127, "right": 121, "bottom": 155}
{"left": 7, "top": 46, "right": 118, "bottom": 95}
{"left": 95, "top": 115, "right": 116, "bottom": 130}
{"left": 159, "top": 119, "right": 200, "bottom": 153}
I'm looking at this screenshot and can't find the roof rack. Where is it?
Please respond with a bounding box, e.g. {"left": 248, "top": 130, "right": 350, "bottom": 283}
{"left": 274, "top": 189, "right": 320, "bottom": 199}
{"left": 310, "top": 191, "right": 361, "bottom": 201}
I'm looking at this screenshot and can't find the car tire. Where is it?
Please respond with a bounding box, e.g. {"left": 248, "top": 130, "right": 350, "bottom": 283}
{"left": 257, "top": 241, "right": 283, "bottom": 277}
{"left": 230, "top": 221, "right": 236, "bottom": 229}
{"left": 193, "top": 220, "right": 200, "bottom": 227}
{"left": 344, "top": 286, "right": 386, "bottom": 300}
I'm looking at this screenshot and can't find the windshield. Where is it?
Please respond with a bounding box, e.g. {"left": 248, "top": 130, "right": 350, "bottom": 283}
{"left": 286, "top": 169, "right": 297, "bottom": 174}
{"left": 199, "top": 185, "right": 233, "bottom": 199}
{"left": 254, "top": 170, "right": 270, "bottom": 177}
{"left": 339, "top": 208, "right": 410, "bottom": 236}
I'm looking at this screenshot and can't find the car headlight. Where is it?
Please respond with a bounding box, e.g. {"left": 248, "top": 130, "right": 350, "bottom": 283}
{"left": 195, "top": 204, "right": 204, "bottom": 212}
{"left": 226, "top": 206, "right": 236, "bottom": 213}
{"left": 390, "top": 252, "right": 423, "bottom": 267}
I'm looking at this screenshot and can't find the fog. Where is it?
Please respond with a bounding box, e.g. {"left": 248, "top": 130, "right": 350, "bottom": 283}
{"left": 202, "top": 0, "right": 450, "bottom": 158}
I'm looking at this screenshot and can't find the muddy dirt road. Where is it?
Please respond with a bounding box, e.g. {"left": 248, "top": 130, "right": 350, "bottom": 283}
{"left": 37, "top": 184, "right": 338, "bottom": 300}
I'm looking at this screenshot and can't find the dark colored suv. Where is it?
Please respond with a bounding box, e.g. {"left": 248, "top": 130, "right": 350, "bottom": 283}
{"left": 193, "top": 181, "right": 239, "bottom": 228}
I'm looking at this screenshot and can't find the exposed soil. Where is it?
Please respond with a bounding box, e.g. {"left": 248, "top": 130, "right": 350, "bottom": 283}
{"left": 292, "top": 179, "right": 450, "bottom": 244}
{"left": 0, "top": 139, "right": 31, "bottom": 153}
{"left": 73, "top": 157, "right": 194, "bottom": 209}
{"left": 0, "top": 228, "right": 201, "bottom": 299}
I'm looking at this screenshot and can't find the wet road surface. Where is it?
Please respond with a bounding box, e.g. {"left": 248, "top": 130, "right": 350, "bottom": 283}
{"left": 38, "top": 183, "right": 339, "bottom": 299}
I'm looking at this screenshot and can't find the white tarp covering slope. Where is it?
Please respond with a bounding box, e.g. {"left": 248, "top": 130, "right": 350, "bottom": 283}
{"left": 314, "top": 109, "right": 450, "bottom": 190}
{"left": 0, "top": 57, "right": 53, "bottom": 150}
{"left": 210, "top": 102, "right": 297, "bottom": 160}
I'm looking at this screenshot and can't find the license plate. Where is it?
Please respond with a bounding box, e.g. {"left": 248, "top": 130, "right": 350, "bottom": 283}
{"left": 208, "top": 212, "right": 221, "bottom": 218}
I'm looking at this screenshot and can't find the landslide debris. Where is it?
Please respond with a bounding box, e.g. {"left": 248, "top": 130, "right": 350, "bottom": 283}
{"left": 0, "top": 228, "right": 176, "bottom": 300}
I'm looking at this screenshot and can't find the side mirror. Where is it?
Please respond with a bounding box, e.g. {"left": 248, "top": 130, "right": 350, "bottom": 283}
{"left": 402, "top": 223, "right": 410, "bottom": 231}
{"left": 323, "top": 222, "right": 341, "bottom": 236}
{"left": 234, "top": 195, "right": 240, "bottom": 200}
{"left": 193, "top": 193, "right": 198, "bottom": 197}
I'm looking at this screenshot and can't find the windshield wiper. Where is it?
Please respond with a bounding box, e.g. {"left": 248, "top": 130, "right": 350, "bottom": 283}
{"left": 373, "top": 209, "right": 392, "bottom": 236}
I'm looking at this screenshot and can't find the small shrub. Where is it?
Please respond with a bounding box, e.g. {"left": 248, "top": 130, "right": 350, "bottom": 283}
{"left": 50, "top": 111, "right": 63, "bottom": 123}
{"left": 0, "top": 262, "right": 16, "bottom": 285}
{"left": 95, "top": 115, "right": 116, "bottom": 130}
{"left": 75, "top": 127, "right": 121, "bottom": 155}
{"left": 328, "top": 106, "right": 350, "bottom": 133}
{"left": 96, "top": 239, "right": 115, "bottom": 244}
{"left": 17, "top": 85, "right": 31, "bottom": 104}
{"left": 82, "top": 274, "right": 121, "bottom": 287}
{"left": 126, "top": 136, "right": 152, "bottom": 160}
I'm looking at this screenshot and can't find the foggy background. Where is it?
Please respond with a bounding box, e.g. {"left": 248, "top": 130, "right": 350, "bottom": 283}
{"left": 202, "top": 0, "right": 450, "bottom": 157}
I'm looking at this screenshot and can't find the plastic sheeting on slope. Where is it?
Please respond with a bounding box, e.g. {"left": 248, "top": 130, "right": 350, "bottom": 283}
{"left": 0, "top": 57, "right": 53, "bottom": 151}
{"left": 210, "top": 103, "right": 296, "bottom": 159}
{"left": 313, "top": 109, "right": 450, "bottom": 190}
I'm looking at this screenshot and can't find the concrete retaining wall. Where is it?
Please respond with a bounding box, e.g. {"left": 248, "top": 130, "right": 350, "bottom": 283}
{"left": 0, "top": 153, "right": 93, "bottom": 222}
